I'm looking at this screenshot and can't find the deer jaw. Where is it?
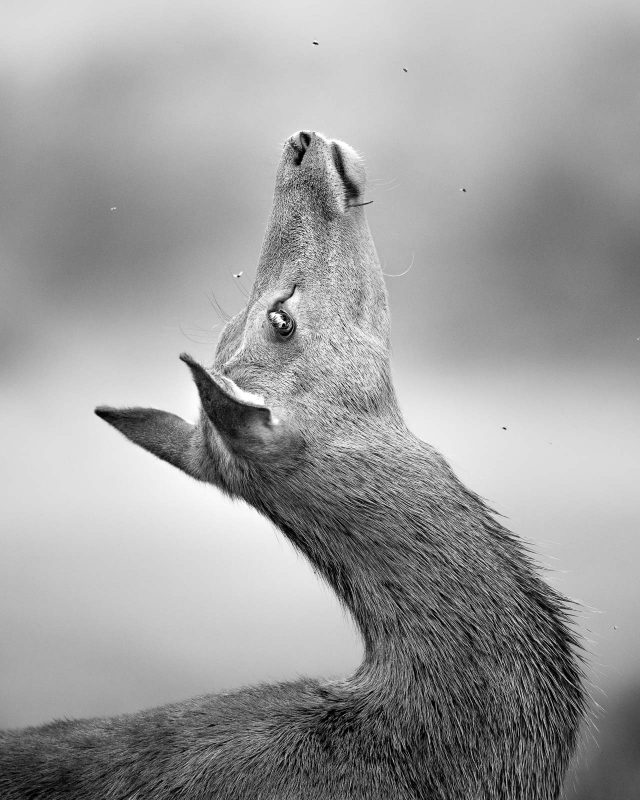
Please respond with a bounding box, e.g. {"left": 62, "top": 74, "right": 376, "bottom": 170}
{"left": 96, "top": 132, "right": 398, "bottom": 490}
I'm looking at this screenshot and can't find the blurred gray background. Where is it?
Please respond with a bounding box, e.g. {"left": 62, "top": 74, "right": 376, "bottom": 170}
{"left": 1, "top": 1, "right": 639, "bottom": 796}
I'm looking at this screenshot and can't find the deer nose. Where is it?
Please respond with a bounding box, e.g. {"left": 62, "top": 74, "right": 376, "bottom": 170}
{"left": 290, "top": 131, "right": 312, "bottom": 165}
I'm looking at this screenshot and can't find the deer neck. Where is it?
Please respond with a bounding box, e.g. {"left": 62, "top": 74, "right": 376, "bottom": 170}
{"left": 248, "top": 425, "right": 497, "bottom": 714}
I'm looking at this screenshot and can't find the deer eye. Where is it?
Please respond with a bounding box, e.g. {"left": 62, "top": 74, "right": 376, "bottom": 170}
{"left": 267, "top": 308, "right": 296, "bottom": 339}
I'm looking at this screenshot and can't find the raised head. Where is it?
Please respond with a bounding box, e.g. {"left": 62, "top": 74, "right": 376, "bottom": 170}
{"left": 96, "top": 132, "right": 398, "bottom": 491}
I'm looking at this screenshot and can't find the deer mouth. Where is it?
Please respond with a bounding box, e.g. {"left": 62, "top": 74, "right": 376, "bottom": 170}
{"left": 330, "top": 141, "right": 361, "bottom": 203}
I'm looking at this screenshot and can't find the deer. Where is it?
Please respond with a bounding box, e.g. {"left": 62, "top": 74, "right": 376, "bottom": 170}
{"left": 0, "top": 131, "right": 585, "bottom": 799}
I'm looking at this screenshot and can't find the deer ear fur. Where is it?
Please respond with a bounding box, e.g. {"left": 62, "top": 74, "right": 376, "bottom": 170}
{"left": 179, "top": 353, "right": 300, "bottom": 459}
{"left": 95, "top": 356, "right": 300, "bottom": 478}
{"left": 94, "top": 406, "right": 202, "bottom": 479}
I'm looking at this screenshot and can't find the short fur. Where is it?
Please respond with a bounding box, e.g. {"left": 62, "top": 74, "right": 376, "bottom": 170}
{"left": 0, "top": 132, "right": 585, "bottom": 799}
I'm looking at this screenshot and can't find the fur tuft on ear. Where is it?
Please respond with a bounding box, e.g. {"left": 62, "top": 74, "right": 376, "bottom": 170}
{"left": 95, "top": 406, "right": 200, "bottom": 478}
{"left": 180, "top": 353, "right": 271, "bottom": 443}
{"left": 179, "top": 353, "right": 303, "bottom": 460}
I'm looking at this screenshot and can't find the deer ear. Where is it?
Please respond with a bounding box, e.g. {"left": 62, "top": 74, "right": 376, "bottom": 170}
{"left": 179, "top": 353, "right": 300, "bottom": 459}
{"left": 94, "top": 406, "right": 202, "bottom": 479}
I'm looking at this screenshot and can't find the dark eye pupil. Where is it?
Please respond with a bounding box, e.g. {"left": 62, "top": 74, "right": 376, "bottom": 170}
{"left": 268, "top": 309, "right": 295, "bottom": 337}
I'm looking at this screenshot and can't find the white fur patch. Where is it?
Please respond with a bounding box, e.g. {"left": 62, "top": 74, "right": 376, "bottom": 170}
{"left": 220, "top": 375, "right": 265, "bottom": 407}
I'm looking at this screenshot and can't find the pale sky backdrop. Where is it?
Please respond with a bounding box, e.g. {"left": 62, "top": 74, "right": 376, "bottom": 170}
{"left": 1, "top": 1, "right": 639, "bottom": 796}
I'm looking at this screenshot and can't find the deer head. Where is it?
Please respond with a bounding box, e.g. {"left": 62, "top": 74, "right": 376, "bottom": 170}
{"left": 96, "top": 132, "right": 399, "bottom": 496}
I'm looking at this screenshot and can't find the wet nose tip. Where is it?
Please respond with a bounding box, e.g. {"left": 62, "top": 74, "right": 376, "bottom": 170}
{"left": 290, "top": 131, "right": 313, "bottom": 165}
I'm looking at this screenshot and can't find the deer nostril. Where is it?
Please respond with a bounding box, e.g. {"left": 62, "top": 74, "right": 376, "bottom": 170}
{"left": 331, "top": 142, "right": 360, "bottom": 202}
{"left": 290, "top": 131, "right": 313, "bottom": 166}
